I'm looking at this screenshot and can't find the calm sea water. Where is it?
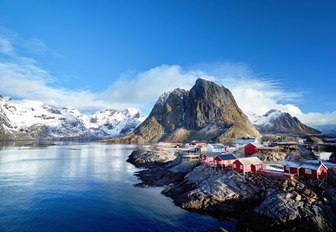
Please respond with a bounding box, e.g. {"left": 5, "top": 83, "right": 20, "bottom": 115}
{"left": 0, "top": 143, "right": 234, "bottom": 232}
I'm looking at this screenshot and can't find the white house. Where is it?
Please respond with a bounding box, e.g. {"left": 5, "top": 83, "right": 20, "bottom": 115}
{"left": 234, "top": 137, "right": 259, "bottom": 149}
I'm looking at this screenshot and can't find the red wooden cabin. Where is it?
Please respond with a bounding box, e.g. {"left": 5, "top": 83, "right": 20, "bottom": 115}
{"left": 213, "top": 154, "right": 237, "bottom": 168}
{"left": 232, "top": 157, "right": 263, "bottom": 173}
{"left": 244, "top": 143, "right": 261, "bottom": 155}
{"left": 298, "top": 161, "right": 328, "bottom": 179}
{"left": 283, "top": 161, "right": 301, "bottom": 175}
{"left": 201, "top": 152, "right": 218, "bottom": 164}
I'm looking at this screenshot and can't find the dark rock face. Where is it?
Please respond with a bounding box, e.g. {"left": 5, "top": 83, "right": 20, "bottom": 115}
{"left": 329, "top": 152, "right": 336, "bottom": 163}
{"left": 255, "top": 110, "right": 321, "bottom": 135}
{"left": 0, "top": 106, "right": 13, "bottom": 140}
{"left": 118, "top": 79, "right": 260, "bottom": 143}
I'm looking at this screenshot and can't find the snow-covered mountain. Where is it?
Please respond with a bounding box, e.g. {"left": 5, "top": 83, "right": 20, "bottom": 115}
{"left": 0, "top": 96, "right": 145, "bottom": 141}
{"left": 249, "top": 109, "right": 321, "bottom": 135}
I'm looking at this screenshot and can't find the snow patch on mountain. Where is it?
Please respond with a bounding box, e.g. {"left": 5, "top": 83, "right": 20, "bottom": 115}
{"left": 156, "top": 91, "right": 172, "bottom": 105}
{"left": 0, "top": 96, "right": 145, "bottom": 140}
{"left": 249, "top": 109, "right": 282, "bottom": 126}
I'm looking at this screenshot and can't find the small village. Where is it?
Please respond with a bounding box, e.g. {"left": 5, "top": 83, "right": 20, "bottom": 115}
{"left": 156, "top": 136, "right": 336, "bottom": 187}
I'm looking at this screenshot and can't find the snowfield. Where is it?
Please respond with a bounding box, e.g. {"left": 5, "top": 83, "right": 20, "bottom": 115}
{"left": 0, "top": 96, "right": 146, "bottom": 139}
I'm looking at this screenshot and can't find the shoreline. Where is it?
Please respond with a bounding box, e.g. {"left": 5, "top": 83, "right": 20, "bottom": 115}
{"left": 127, "top": 146, "right": 336, "bottom": 232}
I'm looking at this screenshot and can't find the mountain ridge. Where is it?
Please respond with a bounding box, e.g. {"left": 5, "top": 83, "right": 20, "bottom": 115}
{"left": 0, "top": 96, "right": 145, "bottom": 141}
{"left": 250, "top": 109, "right": 321, "bottom": 135}
{"left": 112, "top": 78, "right": 261, "bottom": 143}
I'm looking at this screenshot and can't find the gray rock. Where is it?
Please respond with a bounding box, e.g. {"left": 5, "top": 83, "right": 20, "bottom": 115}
{"left": 115, "top": 78, "right": 260, "bottom": 143}
{"left": 127, "top": 148, "right": 177, "bottom": 167}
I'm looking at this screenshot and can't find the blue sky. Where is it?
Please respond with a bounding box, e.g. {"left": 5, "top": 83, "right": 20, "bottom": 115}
{"left": 0, "top": 0, "right": 335, "bottom": 125}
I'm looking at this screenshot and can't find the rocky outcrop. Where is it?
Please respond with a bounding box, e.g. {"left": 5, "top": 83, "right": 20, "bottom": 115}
{"left": 251, "top": 109, "right": 321, "bottom": 135}
{"left": 253, "top": 186, "right": 335, "bottom": 232}
{"left": 128, "top": 147, "right": 336, "bottom": 232}
{"left": 127, "top": 147, "right": 198, "bottom": 187}
{"left": 113, "top": 78, "right": 260, "bottom": 143}
{"left": 127, "top": 148, "right": 178, "bottom": 167}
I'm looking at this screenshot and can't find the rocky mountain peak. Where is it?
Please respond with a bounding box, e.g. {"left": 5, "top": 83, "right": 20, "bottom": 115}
{"left": 251, "top": 109, "right": 321, "bottom": 135}
{"left": 117, "top": 78, "right": 260, "bottom": 143}
{"left": 264, "top": 109, "right": 282, "bottom": 117}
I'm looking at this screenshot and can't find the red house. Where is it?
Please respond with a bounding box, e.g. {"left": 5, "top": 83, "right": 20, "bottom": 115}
{"left": 244, "top": 143, "right": 262, "bottom": 155}
{"left": 298, "top": 161, "right": 328, "bottom": 179}
{"left": 232, "top": 157, "right": 263, "bottom": 173}
{"left": 213, "top": 154, "right": 237, "bottom": 168}
{"left": 283, "top": 160, "right": 301, "bottom": 175}
{"left": 244, "top": 143, "right": 279, "bottom": 155}
{"left": 201, "top": 152, "right": 218, "bottom": 163}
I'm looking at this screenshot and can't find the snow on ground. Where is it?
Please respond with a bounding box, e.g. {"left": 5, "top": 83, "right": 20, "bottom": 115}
{"left": 262, "top": 163, "right": 284, "bottom": 172}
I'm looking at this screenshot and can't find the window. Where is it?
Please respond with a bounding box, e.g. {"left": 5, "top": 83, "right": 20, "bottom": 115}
{"left": 233, "top": 164, "right": 236, "bottom": 168}
{"left": 240, "top": 165, "right": 243, "bottom": 169}
{"left": 305, "top": 169, "right": 312, "bottom": 174}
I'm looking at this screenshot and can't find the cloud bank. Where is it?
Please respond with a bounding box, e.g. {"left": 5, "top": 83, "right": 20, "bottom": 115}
{"left": 0, "top": 30, "right": 335, "bottom": 126}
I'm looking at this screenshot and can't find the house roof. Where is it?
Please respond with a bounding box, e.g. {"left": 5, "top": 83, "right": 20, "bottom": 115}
{"left": 215, "top": 154, "right": 236, "bottom": 161}
{"left": 257, "top": 146, "right": 279, "bottom": 150}
{"left": 204, "top": 152, "right": 221, "bottom": 157}
{"left": 284, "top": 160, "right": 328, "bottom": 170}
{"left": 284, "top": 160, "right": 301, "bottom": 168}
{"left": 236, "top": 157, "right": 263, "bottom": 165}
{"left": 235, "top": 137, "right": 257, "bottom": 144}
{"left": 272, "top": 142, "right": 298, "bottom": 145}
{"left": 299, "top": 160, "right": 328, "bottom": 170}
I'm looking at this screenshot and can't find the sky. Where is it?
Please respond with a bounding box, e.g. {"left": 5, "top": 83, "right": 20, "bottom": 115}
{"left": 0, "top": 0, "right": 335, "bottom": 126}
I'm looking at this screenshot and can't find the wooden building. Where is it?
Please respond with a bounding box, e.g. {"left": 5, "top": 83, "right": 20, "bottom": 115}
{"left": 213, "top": 154, "right": 237, "bottom": 168}
{"left": 201, "top": 152, "right": 218, "bottom": 163}
{"left": 244, "top": 143, "right": 279, "bottom": 155}
{"left": 299, "top": 161, "right": 328, "bottom": 179}
{"left": 232, "top": 157, "right": 263, "bottom": 173}
{"left": 283, "top": 160, "right": 301, "bottom": 175}
{"left": 284, "top": 160, "right": 328, "bottom": 179}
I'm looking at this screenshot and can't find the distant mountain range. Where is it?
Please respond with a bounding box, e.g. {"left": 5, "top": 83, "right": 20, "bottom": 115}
{"left": 311, "top": 124, "right": 336, "bottom": 135}
{"left": 0, "top": 79, "right": 324, "bottom": 142}
{"left": 249, "top": 109, "right": 321, "bottom": 135}
{"left": 112, "top": 78, "right": 260, "bottom": 143}
{"left": 0, "top": 96, "right": 145, "bottom": 141}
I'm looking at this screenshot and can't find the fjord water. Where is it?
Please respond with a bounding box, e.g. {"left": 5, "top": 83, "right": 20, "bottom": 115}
{"left": 0, "top": 143, "right": 234, "bottom": 232}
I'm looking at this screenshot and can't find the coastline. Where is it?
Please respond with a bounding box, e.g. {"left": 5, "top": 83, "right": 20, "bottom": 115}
{"left": 127, "top": 146, "right": 336, "bottom": 232}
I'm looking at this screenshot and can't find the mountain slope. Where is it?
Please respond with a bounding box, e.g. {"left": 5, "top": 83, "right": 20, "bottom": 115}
{"left": 0, "top": 96, "right": 145, "bottom": 140}
{"left": 114, "top": 78, "right": 260, "bottom": 143}
{"left": 250, "top": 109, "right": 321, "bottom": 135}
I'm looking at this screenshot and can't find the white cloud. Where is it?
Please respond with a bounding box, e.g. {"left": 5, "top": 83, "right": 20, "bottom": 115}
{"left": 101, "top": 65, "right": 212, "bottom": 110}
{"left": 0, "top": 62, "right": 108, "bottom": 111}
{"left": 0, "top": 36, "right": 15, "bottom": 56}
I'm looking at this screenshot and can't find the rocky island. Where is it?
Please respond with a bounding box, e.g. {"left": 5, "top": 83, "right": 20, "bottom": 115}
{"left": 127, "top": 146, "right": 336, "bottom": 232}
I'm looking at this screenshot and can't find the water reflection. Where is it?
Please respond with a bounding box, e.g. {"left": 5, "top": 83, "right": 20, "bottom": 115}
{"left": 0, "top": 143, "right": 234, "bottom": 232}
